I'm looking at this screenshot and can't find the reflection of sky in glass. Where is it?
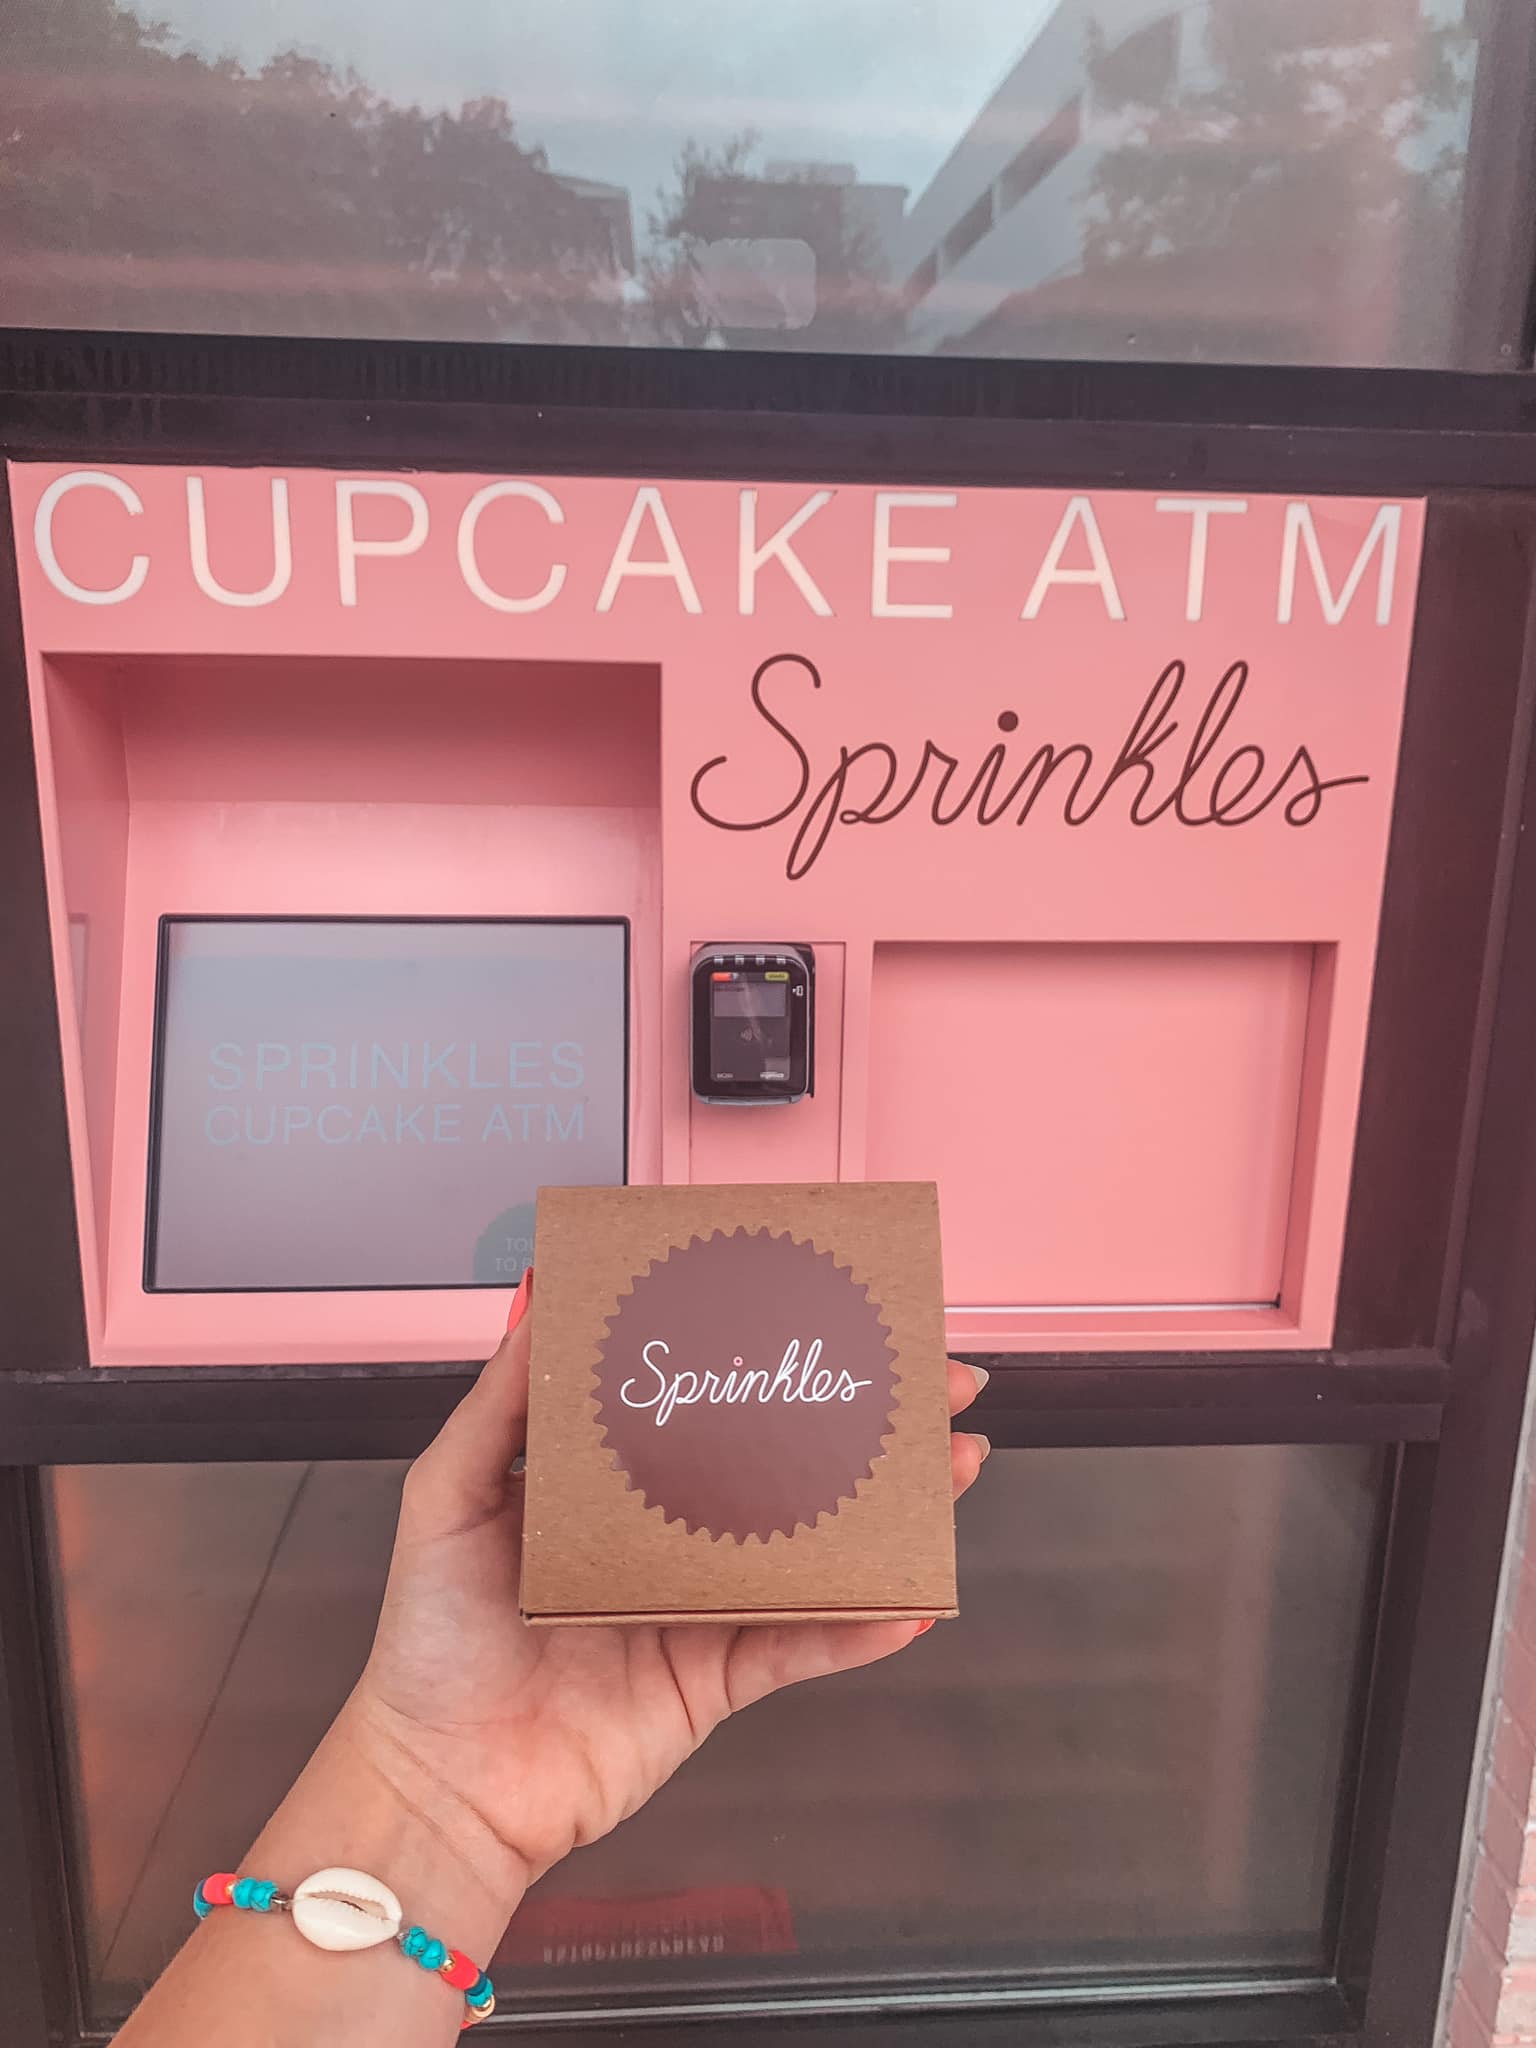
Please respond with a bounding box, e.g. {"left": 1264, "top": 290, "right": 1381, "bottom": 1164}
{"left": 129, "top": 0, "right": 1054, "bottom": 238}
{"left": 11, "top": 0, "right": 1498, "bottom": 366}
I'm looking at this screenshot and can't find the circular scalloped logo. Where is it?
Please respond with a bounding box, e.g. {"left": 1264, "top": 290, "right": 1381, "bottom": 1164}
{"left": 592, "top": 1228, "right": 899, "bottom": 1542}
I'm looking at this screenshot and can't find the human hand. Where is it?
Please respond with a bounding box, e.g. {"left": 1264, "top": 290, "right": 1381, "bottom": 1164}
{"left": 340, "top": 1275, "right": 990, "bottom": 1921}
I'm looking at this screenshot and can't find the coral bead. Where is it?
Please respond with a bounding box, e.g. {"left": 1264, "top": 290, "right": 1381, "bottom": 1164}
{"left": 440, "top": 1950, "right": 479, "bottom": 1991}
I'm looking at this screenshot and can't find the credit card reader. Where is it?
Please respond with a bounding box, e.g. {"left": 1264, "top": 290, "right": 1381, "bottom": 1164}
{"left": 690, "top": 943, "right": 815, "bottom": 1105}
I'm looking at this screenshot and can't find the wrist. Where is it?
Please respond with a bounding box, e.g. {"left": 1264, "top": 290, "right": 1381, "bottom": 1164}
{"left": 248, "top": 1700, "right": 528, "bottom": 1965}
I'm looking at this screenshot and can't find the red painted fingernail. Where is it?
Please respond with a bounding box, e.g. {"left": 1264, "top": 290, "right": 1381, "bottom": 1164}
{"left": 914, "top": 1618, "right": 936, "bottom": 1635}
{"left": 506, "top": 1267, "right": 535, "bottom": 1333}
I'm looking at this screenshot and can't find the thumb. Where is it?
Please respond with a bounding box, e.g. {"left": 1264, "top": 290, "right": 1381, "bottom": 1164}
{"left": 401, "top": 1272, "right": 533, "bottom": 1536}
{"left": 726, "top": 1614, "right": 924, "bottom": 1714}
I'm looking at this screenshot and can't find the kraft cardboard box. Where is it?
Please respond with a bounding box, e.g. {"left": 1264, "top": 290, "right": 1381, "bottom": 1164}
{"left": 521, "top": 1181, "right": 957, "bottom": 1626}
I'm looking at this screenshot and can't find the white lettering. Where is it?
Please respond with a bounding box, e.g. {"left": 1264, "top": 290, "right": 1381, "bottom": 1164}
{"left": 298, "top": 1043, "right": 336, "bottom": 1090}
{"left": 872, "top": 492, "right": 954, "bottom": 619}
{"left": 1154, "top": 496, "right": 1249, "bottom": 622}
{"left": 371, "top": 1044, "right": 409, "bottom": 1089}
{"left": 1022, "top": 495, "right": 1126, "bottom": 620}
{"left": 739, "top": 489, "right": 833, "bottom": 615}
{"left": 508, "top": 1043, "right": 542, "bottom": 1089}
{"left": 619, "top": 1338, "right": 872, "bottom": 1428}
{"left": 254, "top": 1043, "right": 290, "bottom": 1089}
{"left": 596, "top": 486, "right": 702, "bottom": 613}
{"left": 208, "top": 1043, "right": 243, "bottom": 1091}
{"left": 551, "top": 1042, "right": 585, "bottom": 1089}
{"left": 1279, "top": 502, "right": 1402, "bottom": 626}
{"left": 419, "top": 1041, "right": 459, "bottom": 1089}
{"left": 34, "top": 471, "right": 149, "bottom": 606}
{"left": 458, "top": 480, "right": 566, "bottom": 612}
{"left": 335, "top": 479, "right": 429, "bottom": 606}
{"left": 186, "top": 476, "right": 292, "bottom": 607}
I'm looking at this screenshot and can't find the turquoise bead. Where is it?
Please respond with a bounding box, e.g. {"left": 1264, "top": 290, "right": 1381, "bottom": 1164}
{"left": 249, "top": 1881, "right": 278, "bottom": 1913}
{"left": 402, "top": 1926, "right": 430, "bottom": 1960}
{"left": 421, "top": 1939, "right": 448, "bottom": 1972}
{"left": 232, "top": 1878, "right": 256, "bottom": 1910}
{"left": 467, "top": 1973, "right": 492, "bottom": 2002}
{"left": 193, "top": 1884, "right": 213, "bottom": 1921}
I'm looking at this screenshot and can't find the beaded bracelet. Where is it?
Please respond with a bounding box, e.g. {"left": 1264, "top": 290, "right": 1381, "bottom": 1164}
{"left": 193, "top": 1867, "right": 496, "bottom": 2029}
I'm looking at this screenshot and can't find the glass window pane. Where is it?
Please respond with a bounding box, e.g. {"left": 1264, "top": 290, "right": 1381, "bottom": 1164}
{"left": 3, "top": 2, "right": 1526, "bottom": 366}
{"left": 42, "top": 1442, "right": 1387, "bottom": 2026}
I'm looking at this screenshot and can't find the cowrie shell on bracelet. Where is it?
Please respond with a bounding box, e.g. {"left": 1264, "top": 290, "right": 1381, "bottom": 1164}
{"left": 291, "top": 1868, "right": 404, "bottom": 1952}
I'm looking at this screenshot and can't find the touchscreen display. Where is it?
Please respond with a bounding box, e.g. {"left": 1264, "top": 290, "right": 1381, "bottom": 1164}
{"left": 147, "top": 918, "right": 627, "bottom": 1291}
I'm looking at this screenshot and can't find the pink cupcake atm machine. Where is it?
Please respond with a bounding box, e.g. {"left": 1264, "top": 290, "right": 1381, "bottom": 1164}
{"left": 8, "top": 462, "right": 1422, "bottom": 1369}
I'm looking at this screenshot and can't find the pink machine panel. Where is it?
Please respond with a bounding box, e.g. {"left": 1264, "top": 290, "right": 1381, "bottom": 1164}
{"left": 8, "top": 463, "right": 1424, "bottom": 1365}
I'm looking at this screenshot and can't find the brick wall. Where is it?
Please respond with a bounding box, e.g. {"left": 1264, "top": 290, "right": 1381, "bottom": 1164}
{"left": 1445, "top": 1413, "right": 1536, "bottom": 2048}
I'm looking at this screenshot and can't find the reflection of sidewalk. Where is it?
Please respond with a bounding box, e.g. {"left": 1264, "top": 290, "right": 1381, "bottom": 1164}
{"left": 46, "top": 1461, "right": 402, "bottom": 2015}
{"left": 47, "top": 1442, "right": 1383, "bottom": 2023}
{"left": 514, "top": 1444, "right": 1385, "bottom": 1988}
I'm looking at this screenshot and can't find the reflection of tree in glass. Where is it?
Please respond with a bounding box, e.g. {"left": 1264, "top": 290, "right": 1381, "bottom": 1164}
{"left": 3, "top": 0, "right": 631, "bottom": 339}
{"left": 1077, "top": 0, "right": 1474, "bottom": 363}
{"left": 643, "top": 135, "right": 907, "bottom": 351}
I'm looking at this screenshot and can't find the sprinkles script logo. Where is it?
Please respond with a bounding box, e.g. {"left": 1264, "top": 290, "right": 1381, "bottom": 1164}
{"left": 592, "top": 1228, "right": 899, "bottom": 1542}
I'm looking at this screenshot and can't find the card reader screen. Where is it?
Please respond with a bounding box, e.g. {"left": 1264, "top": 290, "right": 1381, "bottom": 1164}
{"left": 711, "top": 982, "right": 788, "bottom": 1020}
{"left": 710, "top": 974, "right": 792, "bottom": 1081}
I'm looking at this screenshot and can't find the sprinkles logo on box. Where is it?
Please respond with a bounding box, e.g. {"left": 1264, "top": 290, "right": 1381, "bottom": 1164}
{"left": 592, "top": 1229, "right": 899, "bottom": 1542}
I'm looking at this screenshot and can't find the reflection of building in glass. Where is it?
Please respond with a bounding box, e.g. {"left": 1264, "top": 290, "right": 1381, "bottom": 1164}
{"left": 551, "top": 175, "right": 637, "bottom": 279}
{"left": 899, "top": 0, "right": 1465, "bottom": 367}
{"left": 899, "top": 0, "right": 1182, "bottom": 350}
{"left": 678, "top": 160, "right": 908, "bottom": 341}
{"left": 693, "top": 161, "right": 907, "bottom": 280}
{"left": 760, "top": 163, "right": 908, "bottom": 283}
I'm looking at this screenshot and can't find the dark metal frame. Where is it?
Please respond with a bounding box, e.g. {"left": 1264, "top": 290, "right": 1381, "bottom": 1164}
{"left": 5, "top": 334, "right": 1536, "bottom": 2048}
{"left": 1449, "top": 0, "right": 1536, "bottom": 371}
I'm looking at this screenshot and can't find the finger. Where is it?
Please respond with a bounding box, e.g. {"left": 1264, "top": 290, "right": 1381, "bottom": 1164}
{"left": 726, "top": 1614, "right": 932, "bottom": 1712}
{"left": 402, "top": 1275, "right": 534, "bottom": 1535}
{"left": 951, "top": 1428, "right": 989, "bottom": 1500}
{"left": 947, "top": 1359, "right": 988, "bottom": 1419}
{"left": 459, "top": 1271, "right": 535, "bottom": 1447}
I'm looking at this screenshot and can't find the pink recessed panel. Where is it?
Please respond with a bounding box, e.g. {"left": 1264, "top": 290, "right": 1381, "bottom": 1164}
{"left": 867, "top": 942, "right": 1315, "bottom": 1312}
{"left": 6, "top": 463, "right": 1425, "bottom": 1363}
